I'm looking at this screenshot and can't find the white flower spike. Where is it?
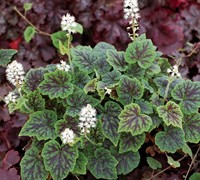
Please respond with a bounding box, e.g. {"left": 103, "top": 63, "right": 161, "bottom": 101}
{"left": 61, "top": 13, "right": 78, "bottom": 34}
{"left": 124, "top": 0, "right": 140, "bottom": 22}
{"left": 167, "top": 65, "right": 181, "bottom": 78}
{"left": 60, "top": 128, "right": 76, "bottom": 144}
{"left": 56, "top": 60, "right": 70, "bottom": 72}
{"left": 4, "top": 91, "right": 19, "bottom": 105}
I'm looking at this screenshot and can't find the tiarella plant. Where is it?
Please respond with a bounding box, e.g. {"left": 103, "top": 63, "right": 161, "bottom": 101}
{"left": 1, "top": 1, "right": 200, "bottom": 180}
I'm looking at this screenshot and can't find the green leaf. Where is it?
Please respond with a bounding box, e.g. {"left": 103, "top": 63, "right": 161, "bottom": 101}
{"left": 182, "top": 144, "right": 193, "bottom": 158}
{"left": 20, "top": 90, "right": 45, "bottom": 113}
{"left": 147, "top": 157, "right": 162, "bottom": 170}
{"left": 42, "top": 140, "right": 78, "bottom": 180}
{"left": 157, "top": 101, "right": 183, "bottom": 128}
{"left": 24, "top": 26, "right": 36, "bottom": 43}
{"left": 135, "top": 99, "right": 153, "bottom": 114}
{"left": 101, "top": 69, "right": 121, "bottom": 87}
{"left": 71, "top": 46, "right": 94, "bottom": 74}
{"left": 150, "top": 93, "right": 164, "bottom": 108}
{"left": 20, "top": 147, "right": 48, "bottom": 180}
{"left": 23, "top": 3, "right": 32, "bottom": 11}
{"left": 172, "top": 80, "right": 200, "bottom": 114}
{"left": 155, "top": 126, "right": 185, "bottom": 153}
{"left": 141, "top": 79, "right": 155, "bottom": 94}
{"left": 117, "top": 75, "right": 144, "bottom": 105}
{"left": 71, "top": 22, "right": 83, "bottom": 34}
{"left": 73, "top": 70, "right": 91, "bottom": 89}
{"left": 183, "top": 113, "right": 200, "bottom": 143}
{"left": 83, "top": 78, "right": 97, "bottom": 94}
{"left": 115, "top": 151, "right": 140, "bottom": 175}
{"left": 125, "top": 39, "right": 156, "bottom": 69}
{"left": 118, "top": 103, "right": 152, "bottom": 136}
{"left": 0, "top": 49, "right": 17, "bottom": 66}
{"left": 126, "top": 63, "right": 145, "bottom": 79}
{"left": 51, "top": 31, "right": 68, "bottom": 49}
{"left": 87, "top": 147, "right": 118, "bottom": 179}
{"left": 72, "top": 152, "right": 88, "bottom": 175}
{"left": 66, "top": 90, "right": 100, "bottom": 117}
{"left": 39, "top": 70, "right": 74, "bottom": 99}
{"left": 189, "top": 173, "right": 200, "bottom": 180}
{"left": 154, "top": 76, "right": 182, "bottom": 97}
{"left": 119, "top": 133, "right": 145, "bottom": 153}
{"left": 148, "top": 114, "right": 162, "bottom": 131}
{"left": 19, "top": 110, "right": 57, "bottom": 140}
{"left": 146, "top": 64, "right": 161, "bottom": 77}
{"left": 59, "top": 40, "right": 68, "bottom": 55}
{"left": 101, "top": 101, "right": 122, "bottom": 146}
{"left": 167, "top": 156, "right": 180, "bottom": 168}
{"left": 93, "top": 42, "right": 115, "bottom": 53}
{"left": 106, "top": 50, "right": 127, "bottom": 71}
{"left": 23, "top": 68, "right": 46, "bottom": 93}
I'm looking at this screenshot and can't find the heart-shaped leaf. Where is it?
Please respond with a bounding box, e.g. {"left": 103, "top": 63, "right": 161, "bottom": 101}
{"left": 51, "top": 31, "right": 68, "bottom": 49}
{"left": 155, "top": 126, "right": 185, "bottom": 153}
{"left": 87, "top": 147, "right": 118, "bottom": 179}
{"left": 106, "top": 50, "right": 127, "bottom": 71}
{"left": 0, "top": 49, "right": 17, "bottom": 66}
{"left": 19, "top": 110, "right": 57, "bottom": 140}
{"left": 114, "top": 151, "right": 140, "bottom": 175}
{"left": 20, "top": 147, "right": 48, "bottom": 180}
{"left": 24, "top": 26, "right": 36, "bottom": 43}
{"left": 71, "top": 46, "right": 94, "bottom": 74}
{"left": 125, "top": 39, "right": 156, "bottom": 69}
{"left": 42, "top": 140, "right": 78, "bottom": 180}
{"left": 93, "top": 42, "right": 115, "bottom": 53}
{"left": 172, "top": 80, "right": 200, "bottom": 114}
{"left": 39, "top": 70, "right": 74, "bottom": 99}
{"left": 65, "top": 90, "right": 100, "bottom": 117}
{"left": 119, "top": 133, "right": 145, "bottom": 153}
{"left": 157, "top": 101, "right": 183, "bottom": 128}
{"left": 101, "top": 69, "right": 121, "bottom": 87}
{"left": 117, "top": 75, "right": 144, "bottom": 105}
{"left": 118, "top": 103, "right": 152, "bottom": 136}
{"left": 72, "top": 152, "right": 88, "bottom": 175}
{"left": 101, "top": 101, "right": 122, "bottom": 146}
{"left": 183, "top": 113, "right": 200, "bottom": 143}
{"left": 147, "top": 157, "right": 162, "bottom": 170}
{"left": 73, "top": 70, "right": 91, "bottom": 89}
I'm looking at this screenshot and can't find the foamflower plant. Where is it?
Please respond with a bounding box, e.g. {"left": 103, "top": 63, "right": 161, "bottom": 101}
{"left": 1, "top": 4, "right": 200, "bottom": 180}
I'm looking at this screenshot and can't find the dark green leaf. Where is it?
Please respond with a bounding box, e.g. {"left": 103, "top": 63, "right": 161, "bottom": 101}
{"left": 141, "top": 79, "right": 155, "bottom": 93}
{"left": 135, "top": 99, "right": 153, "bottom": 114}
{"left": 115, "top": 151, "right": 140, "bottom": 175}
{"left": 93, "top": 42, "right": 115, "bottom": 53}
{"left": 101, "top": 101, "right": 122, "bottom": 146}
{"left": 0, "top": 49, "right": 17, "bottom": 66}
{"left": 66, "top": 90, "right": 100, "bottom": 117}
{"left": 126, "top": 63, "right": 145, "bottom": 79}
{"left": 172, "top": 80, "right": 200, "bottom": 114}
{"left": 84, "top": 78, "right": 97, "bottom": 94}
{"left": 157, "top": 101, "right": 183, "bottom": 128}
{"left": 24, "top": 26, "right": 36, "bottom": 43}
{"left": 101, "top": 69, "right": 121, "bottom": 87}
{"left": 39, "top": 70, "right": 74, "bottom": 99}
{"left": 117, "top": 75, "right": 144, "bottom": 105}
{"left": 106, "top": 50, "right": 127, "bottom": 71}
{"left": 51, "top": 31, "right": 68, "bottom": 49}
{"left": 73, "top": 70, "right": 91, "bottom": 89}
{"left": 146, "top": 64, "right": 161, "bottom": 76}
{"left": 118, "top": 103, "right": 152, "bottom": 136}
{"left": 87, "top": 147, "right": 118, "bottom": 179}
{"left": 119, "top": 133, "right": 145, "bottom": 153}
{"left": 42, "top": 140, "right": 78, "bottom": 180}
{"left": 19, "top": 110, "right": 57, "bottom": 140}
{"left": 155, "top": 126, "right": 185, "bottom": 153}
{"left": 125, "top": 39, "right": 156, "bottom": 69}
{"left": 72, "top": 152, "right": 88, "bottom": 175}
{"left": 148, "top": 114, "right": 162, "bottom": 131}
{"left": 147, "top": 157, "right": 162, "bottom": 170}
{"left": 20, "top": 147, "right": 48, "bottom": 180}
{"left": 189, "top": 173, "right": 200, "bottom": 180}
{"left": 183, "top": 113, "right": 200, "bottom": 143}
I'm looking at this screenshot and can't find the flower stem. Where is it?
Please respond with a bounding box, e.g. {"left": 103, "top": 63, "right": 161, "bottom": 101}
{"left": 85, "top": 134, "right": 97, "bottom": 146}
{"left": 163, "top": 77, "right": 174, "bottom": 102}
{"left": 66, "top": 34, "right": 74, "bottom": 72}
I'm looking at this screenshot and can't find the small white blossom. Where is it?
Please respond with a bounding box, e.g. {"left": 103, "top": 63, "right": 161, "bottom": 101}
{"left": 56, "top": 60, "right": 70, "bottom": 72}
{"left": 167, "top": 65, "right": 181, "bottom": 77}
{"left": 6, "top": 60, "right": 25, "bottom": 87}
{"left": 124, "top": 0, "right": 140, "bottom": 22}
{"left": 78, "top": 104, "right": 97, "bottom": 134}
{"left": 4, "top": 91, "right": 19, "bottom": 105}
{"left": 61, "top": 13, "right": 78, "bottom": 34}
{"left": 105, "top": 87, "right": 112, "bottom": 95}
{"left": 60, "top": 128, "right": 76, "bottom": 144}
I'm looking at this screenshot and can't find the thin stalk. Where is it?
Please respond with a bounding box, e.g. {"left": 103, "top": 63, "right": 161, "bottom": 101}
{"left": 163, "top": 77, "right": 174, "bottom": 102}
{"left": 84, "top": 134, "right": 97, "bottom": 146}
{"left": 67, "top": 34, "right": 74, "bottom": 72}
{"left": 13, "top": 6, "right": 51, "bottom": 37}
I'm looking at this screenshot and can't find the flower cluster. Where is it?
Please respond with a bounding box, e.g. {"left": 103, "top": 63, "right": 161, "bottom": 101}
{"left": 56, "top": 60, "right": 70, "bottom": 72}
{"left": 78, "top": 104, "right": 97, "bottom": 134}
{"left": 124, "top": 0, "right": 140, "bottom": 23}
{"left": 167, "top": 65, "right": 181, "bottom": 77}
{"left": 4, "top": 91, "right": 19, "bottom": 105}
{"left": 60, "top": 128, "right": 76, "bottom": 144}
{"left": 6, "top": 60, "right": 25, "bottom": 87}
{"left": 61, "top": 13, "right": 77, "bottom": 34}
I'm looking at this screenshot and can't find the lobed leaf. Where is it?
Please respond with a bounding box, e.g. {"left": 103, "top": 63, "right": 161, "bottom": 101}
{"left": 42, "top": 140, "right": 78, "bottom": 180}
{"left": 19, "top": 110, "right": 57, "bottom": 140}
{"left": 126, "top": 63, "right": 145, "bottom": 79}
{"left": 39, "top": 70, "right": 74, "bottom": 99}
{"left": 172, "top": 80, "right": 200, "bottom": 114}
{"left": 157, "top": 101, "right": 183, "bottom": 128}
{"left": 101, "top": 101, "right": 122, "bottom": 146}
{"left": 117, "top": 75, "right": 144, "bottom": 105}
{"left": 73, "top": 70, "right": 91, "bottom": 89}
{"left": 0, "top": 49, "right": 17, "bottom": 66}
{"left": 118, "top": 103, "right": 152, "bottom": 136}
{"left": 20, "top": 147, "right": 48, "bottom": 180}
{"left": 155, "top": 126, "right": 186, "bottom": 153}
{"left": 135, "top": 99, "right": 153, "bottom": 115}
{"left": 101, "top": 69, "right": 121, "bottom": 87}
{"left": 72, "top": 152, "right": 88, "bottom": 175}
{"left": 87, "top": 147, "right": 118, "bottom": 179}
